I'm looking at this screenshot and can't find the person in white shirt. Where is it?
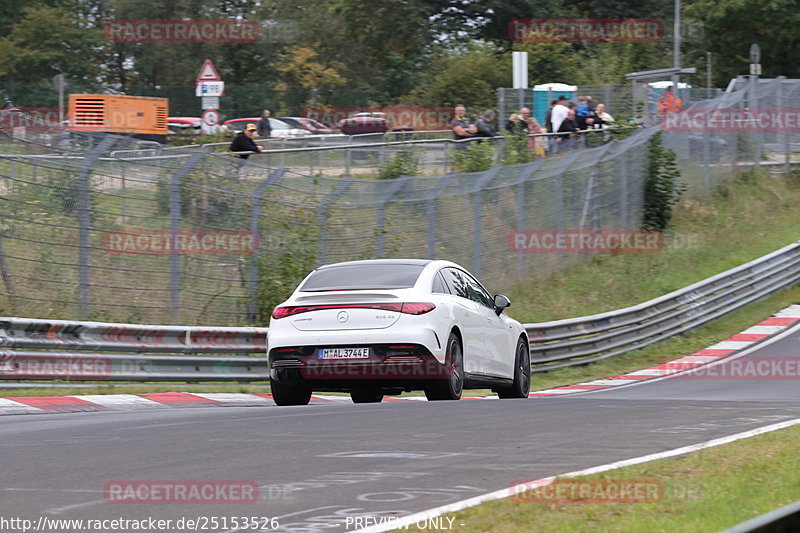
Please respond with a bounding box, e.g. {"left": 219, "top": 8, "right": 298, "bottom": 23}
{"left": 594, "top": 103, "right": 614, "bottom": 128}
{"left": 549, "top": 95, "right": 570, "bottom": 134}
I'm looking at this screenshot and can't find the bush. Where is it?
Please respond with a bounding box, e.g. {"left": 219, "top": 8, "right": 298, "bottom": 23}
{"left": 253, "top": 213, "right": 320, "bottom": 325}
{"left": 453, "top": 140, "right": 495, "bottom": 172}
{"left": 377, "top": 149, "right": 419, "bottom": 179}
{"left": 503, "top": 131, "right": 534, "bottom": 165}
{"left": 642, "top": 131, "right": 685, "bottom": 231}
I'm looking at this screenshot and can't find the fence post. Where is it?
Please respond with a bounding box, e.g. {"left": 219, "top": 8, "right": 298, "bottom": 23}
{"left": 515, "top": 161, "right": 542, "bottom": 279}
{"left": 702, "top": 127, "right": 711, "bottom": 194}
{"left": 426, "top": 173, "right": 458, "bottom": 259}
{"left": 376, "top": 176, "right": 411, "bottom": 257}
{"left": 0, "top": 236, "right": 17, "bottom": 313}
{"left": 498, "top": 88, "right": 505, "bottom": 134}
{"left": 77, "top": 136, "right": 116, "bottom": 319}
{"left": 317, "top": 178, "right": 354, "bottom": 264}
{"left": 246, "top": 168, "right": 288, "bottom": 323}
{"left": 472, "top": 165, "right": 502, "bottom": 280}
{"left": 168, "top": 150, "right": 206, "bottom": 323}
{"left": 619, "top": 151, "right": 629, "bottom": 225}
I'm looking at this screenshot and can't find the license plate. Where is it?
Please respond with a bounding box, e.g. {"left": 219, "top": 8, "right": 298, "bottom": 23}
{"left": 318, "top": 347, "right": 370, "bottom": 359}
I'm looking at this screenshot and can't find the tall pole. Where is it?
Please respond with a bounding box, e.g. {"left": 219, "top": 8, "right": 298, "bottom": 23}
{"left": 706, "top": 52, "right": 712, "bottom": 94}
{"left": 672, "top": 0, "right": 681, "bottom": 92}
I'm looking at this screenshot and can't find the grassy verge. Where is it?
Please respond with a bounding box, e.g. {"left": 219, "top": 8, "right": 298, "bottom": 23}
{"left": 510, "top": 169, "right": 800, "bottom": 322}
{"left": 406, "top": 424, "right": 800, "bottom": 533}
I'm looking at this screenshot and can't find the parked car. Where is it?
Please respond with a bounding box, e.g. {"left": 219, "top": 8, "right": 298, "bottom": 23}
{"left": 223, "top": 117, "right": 307, "bottom": 138}
{"left": 167, "top": 116, "right": 202, "bottom": 135}
{"left": 337, "top": 112, "right": 413, "bottom": 135}
{"left": 167, "top": 117, "right": 225, "bottom": 135}
{"left": 277, "top": 116, "right": 338, "bottom": 135}
{"left": 268, "top": 259, "right": 530, "bottom": 405}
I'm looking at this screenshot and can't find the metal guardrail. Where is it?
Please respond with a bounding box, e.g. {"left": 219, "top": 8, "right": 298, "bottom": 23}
{"left": 526, "top": 241, "right": 800, "bottom": 371}
{"left": 1, "top": 241, "right": 798, "bottom": 382}
{"left": 718, "top": 499, "right": 800, "bottom": 533}
{"left": 0, "top": 319, "right": 268, "bottom": 382}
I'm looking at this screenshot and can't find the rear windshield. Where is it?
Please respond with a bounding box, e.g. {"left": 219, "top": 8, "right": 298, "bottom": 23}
{"left": 300, "top": 264, "right": 425, "bottom": 291}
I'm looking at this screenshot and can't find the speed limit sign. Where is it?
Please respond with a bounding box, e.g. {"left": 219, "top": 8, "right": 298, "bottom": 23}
{"left": 202, "top": 109, "right": 221, "bottom": 126}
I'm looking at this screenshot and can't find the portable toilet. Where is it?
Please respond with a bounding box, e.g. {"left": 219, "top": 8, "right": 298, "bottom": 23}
{"left": 533, "top": 83, "right": 577, "bottom": 125}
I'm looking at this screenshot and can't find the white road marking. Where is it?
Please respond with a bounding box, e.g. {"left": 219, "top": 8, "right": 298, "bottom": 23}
{"left": 354, "top": 417, "right": 800, "bottom": 533}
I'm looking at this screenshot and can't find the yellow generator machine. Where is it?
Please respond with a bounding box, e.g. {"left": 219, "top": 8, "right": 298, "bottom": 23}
{"left": 68, "top": 94, "right": 168, "bottom": 142}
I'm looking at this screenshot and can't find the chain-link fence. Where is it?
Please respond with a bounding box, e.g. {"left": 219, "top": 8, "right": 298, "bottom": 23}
{"left": 0, "top": 78, "right": 798, "bottom": 326}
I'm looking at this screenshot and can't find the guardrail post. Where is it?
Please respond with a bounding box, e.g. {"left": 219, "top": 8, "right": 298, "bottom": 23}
{"left": 318, "top": 178, "right": 354, "bottom": 264}
{"left": 426, "top": 173, "right": 458, "bottom": 259}
{"left": 376, "top": 176, "right": 411, "bottom": 257}
{"left": 246, "top": 168, "right": 288, "bottom": 323}
{"left": 77, "top": 136, "right": 116, "bottom": 319}
{"left": 168, "top": 151, "right": 206, "bottom": 323}
{"left": 473, "top": 166, "right": 502, "bottom": 280}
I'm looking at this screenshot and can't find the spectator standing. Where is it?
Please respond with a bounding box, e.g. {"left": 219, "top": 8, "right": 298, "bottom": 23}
{"left": 257, "top": 109, "right": 272, "bottom": 137}
{"left": 550, "top": 96, "right": 570, "bottom": 135}
{"left": 556, "top": 109, "right": 579, "bottom": 153}
{"left": 475, "top": 110, "right": 497, "bottom": 138}
{"left": 545, "top": 100, "right": 558, "bottom": 133}
{"left": 450, "top": 104, "right": 478, "bottom": 140}
{"left": 657, "top": 88, "right": 682, "bottom": 115}
{"left": 229, "top": 123, "right": 264, "bottom": 159}
{"left": 594, "top": 103, "right": 614, "bottom": 128}
{"left": 575, "top": 96, "right": 597, "bottom": 130}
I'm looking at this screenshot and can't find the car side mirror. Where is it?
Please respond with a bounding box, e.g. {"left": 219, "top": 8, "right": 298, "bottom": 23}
{"left": 493, "top": 294, "right": 511, "bottom": 315}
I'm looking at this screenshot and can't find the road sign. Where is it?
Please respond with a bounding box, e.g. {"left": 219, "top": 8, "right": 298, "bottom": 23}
{"left": 201, "top": 96, "right": 220, "bottom": 110}
{"left": 750, "top": 63, "right": 762, "bottom": 76}
{"left": 749, "top": 44, "right": 761, "bottom": 65}
{"left": 196, "top": 59, "right": 221, "bottom": 81}
{"left": 202, "top": 109, "right": 221, "bottom": 127}
{"left": 195, "top": 81, "right": 225, "bottom": 97}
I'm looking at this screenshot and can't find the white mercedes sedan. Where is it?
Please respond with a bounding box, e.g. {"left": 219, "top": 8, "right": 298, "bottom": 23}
{"left": 267, "top": 259, "right": 530, "bottom": 405}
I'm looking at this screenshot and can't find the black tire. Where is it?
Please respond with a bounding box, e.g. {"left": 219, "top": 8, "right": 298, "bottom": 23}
{"left": 270, "top": 378, "right": 312, "bottom": 406}
{"left": 498, "top": 338, "right": 531, "bottom": 399}
{"left": 425, "top": 333, "right": 464, "bottom": 401}
{"left": 350, "top": 390, "right": 384, "bottom": 404}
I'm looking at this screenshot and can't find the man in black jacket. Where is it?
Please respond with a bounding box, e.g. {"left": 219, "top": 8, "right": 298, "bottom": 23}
{"left": 229, "top": 123, "right": 263, "bottom": 159}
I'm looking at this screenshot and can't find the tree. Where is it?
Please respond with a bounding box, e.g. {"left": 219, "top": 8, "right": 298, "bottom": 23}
{"left": 403, "top": 42, "right": 511, "bottom": 112}
{"left": 273, "top": 47, "right": 346, "bottom": 113}
{"left": 685, "top": 0, "right": 800, "bottom": 84}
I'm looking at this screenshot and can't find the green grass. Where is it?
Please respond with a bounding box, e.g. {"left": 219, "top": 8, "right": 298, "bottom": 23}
{"left": 509, "top": 169, "right": 800, "bottom": 322}
{"left": 405, "top": 424, "right": 800, "bottom": 533}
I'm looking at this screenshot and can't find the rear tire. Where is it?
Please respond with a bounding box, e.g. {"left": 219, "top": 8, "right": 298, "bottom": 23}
{"left": 498, "top": 338, "right": 531, "bottom": 399}
{"left": 350, "top": 390, "right": 384, "bottom": 403}
{"left": 425, "top": 333, "right": 464, "bottom": 401}
{"left": 270, "top": 378, "right": 312, "bottom": 406}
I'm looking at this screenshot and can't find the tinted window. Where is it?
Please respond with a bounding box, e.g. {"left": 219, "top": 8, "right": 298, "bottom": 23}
{"left": 432, "top": 271, "right": 450, "bottom": 294}
{"left": 300, "top": 264, "right": 425, "bottom": 291}
{"left": 442, "top": 268, "right": 470, "bottom": 300}
{"left": 462, "top": 272, "right": 493, "bottom": 308}
{"left": 443, "top": 268, "right": 492, "bottom": 307}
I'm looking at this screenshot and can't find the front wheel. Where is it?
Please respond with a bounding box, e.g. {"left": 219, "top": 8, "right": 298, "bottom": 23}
{"left": 270, "top": 378, "right": 312, "bottom": 406}
{"left": 498, "top": 338, "right": 531, "bottom": 399}
{"left": 425, "top": 333, "right": 464, "bottom": 401}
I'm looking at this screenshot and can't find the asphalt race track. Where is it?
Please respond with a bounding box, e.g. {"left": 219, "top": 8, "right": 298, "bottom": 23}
{"left": 2, "top": 324, "right": 800, "bottom": 532}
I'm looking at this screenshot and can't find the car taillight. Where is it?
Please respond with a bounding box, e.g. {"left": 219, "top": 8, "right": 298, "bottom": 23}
{"left": 270, "top": 302, "right": 435, "bottom": 319}
{"left": 399, "top": 302, "right": 436, "bottom": 315}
